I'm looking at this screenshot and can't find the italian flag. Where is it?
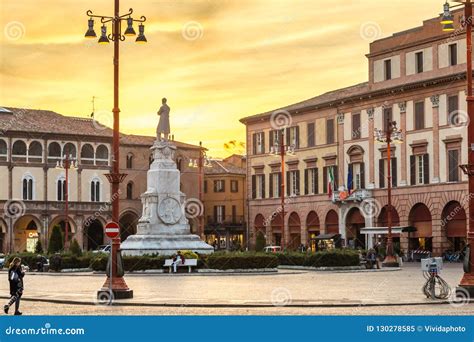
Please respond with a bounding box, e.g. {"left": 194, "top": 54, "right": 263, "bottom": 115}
{"left": 328, "top": 166, "right": 334, "bottom": 198}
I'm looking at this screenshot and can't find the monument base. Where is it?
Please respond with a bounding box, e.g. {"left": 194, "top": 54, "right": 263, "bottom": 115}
{"left": 121, "top": 234, "right": 214, "bottom": 256}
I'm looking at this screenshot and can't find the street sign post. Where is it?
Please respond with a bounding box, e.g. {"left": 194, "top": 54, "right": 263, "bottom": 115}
{"left": 105, "top": 221, "right": 120, "bottom": 239}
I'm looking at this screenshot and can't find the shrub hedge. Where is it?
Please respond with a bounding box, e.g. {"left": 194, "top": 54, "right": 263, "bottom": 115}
{"left": 206, "top": 252, "right": 279, "bottom": 270}
{"left": 4, "top": 249, "right": 360, "bottom": 271}
{"left": 5, "top": 253, "right": 41, "bottom": 270}
{"left": 276, "top": 250, "right": 360, "bottom": 267}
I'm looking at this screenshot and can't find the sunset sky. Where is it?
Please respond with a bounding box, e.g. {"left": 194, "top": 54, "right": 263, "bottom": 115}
{"left": 0, "top": 0, "right": 442, "bottom": 157}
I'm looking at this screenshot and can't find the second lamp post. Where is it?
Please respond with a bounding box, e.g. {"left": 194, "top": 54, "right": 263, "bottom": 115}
{"left": 374, "top": 119, "right": 403, "bottom": 267}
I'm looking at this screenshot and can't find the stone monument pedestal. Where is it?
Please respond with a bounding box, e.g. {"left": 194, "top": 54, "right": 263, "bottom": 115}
{"left": 121, "top": 140, "right": 213, "bottom": 256}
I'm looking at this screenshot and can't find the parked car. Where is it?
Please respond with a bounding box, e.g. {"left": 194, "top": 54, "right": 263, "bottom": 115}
{"left": 92, "top": 245, "right": 111, "bottom": 254}
{"left": 263, "top": 246, "right": 282, "bottom": 253}
{"left": 0, "top": 254, "right": 5, "bottom": 269}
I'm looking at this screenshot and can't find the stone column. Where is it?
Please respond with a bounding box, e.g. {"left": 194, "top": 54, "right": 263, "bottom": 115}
{"left": 78, "top": 168, "right": 82, "bottom": 202}
{"left": 398, "top": 205, "right": 410, "bottom": 257}
{"left": 431, "top": 95, "right": 440, "bottom": 184}
{"left": 337, "top": 112, "right": 345, "bottom": 189}
{"left": 75, "top": 215, "right": 84, "bottom": 249}
{"left": 399, "top": 102, "right": 408, "bottom": 186}
{"left": 301, "top": 219, "right": 308, "bottom": 246}
{"left": 367, "top": 108, "right": 375, "bottom": 187}
{"left": 338, "top": 206, "right": 347, "bottom": 242}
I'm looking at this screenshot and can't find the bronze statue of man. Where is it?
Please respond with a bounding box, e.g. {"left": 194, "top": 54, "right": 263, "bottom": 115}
{"left": 157, "top": 97, "right": 170, "bottom": 141}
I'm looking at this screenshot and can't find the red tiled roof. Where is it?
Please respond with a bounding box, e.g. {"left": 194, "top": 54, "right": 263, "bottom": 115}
{"left": 0, "top": 107, "right": 201, "bottom": 149}
{"left": 205, "top": 159, "right": 246, "bottom": 175}
{"left": 239, "top": 82, "right": 369, "bottom": 124}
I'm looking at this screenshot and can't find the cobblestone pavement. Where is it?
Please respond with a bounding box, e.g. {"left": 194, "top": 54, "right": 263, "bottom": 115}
{"left": 8, "top": 301, "right": 474, "bottom": 316}
{"left": 0, "top": 263, "right": 471, "bottom": 315}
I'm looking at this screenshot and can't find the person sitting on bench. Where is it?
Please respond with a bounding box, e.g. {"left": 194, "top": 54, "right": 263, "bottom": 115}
{"left": 171, "top": 251, "right": 186, "bottom": 273}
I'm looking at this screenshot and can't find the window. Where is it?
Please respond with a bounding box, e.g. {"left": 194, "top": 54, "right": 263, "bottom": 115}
{"left": 232, "top": 205, "right": 237, "bottom": 223}
{"left": 449, "top": 43, "right": 458, "bottom": 66}
{"left": 230, "top": 180, "right": 238, "bottom": 193}
{"left": 307, "top": 122, "right": 315, "bottom": 147}
{"left": 326, "top": 119, "right": 334, "bottom": 144}
{"left": 269, "top": 173, "right": 281, "bottom": 198}
{"left": 287, "top": 170, "right": 300, "bottom": 196}
{"left": 214, "top": 180, "right": 225, "bottom": 192}
{"left": 410, "top": 154, "right": 429, "bottom": 185}
{"left": 384, "top": 59, "right": 392, "bottom": 80}
{"left": 28, "top": 141, "right": 42, "bottom": 163}
{"left": 96, "top": 144, "right": 109, "bottom": 166}
{"left": 48, "top": 142, "right": 61, "bottom": 163}
{"left": 448, "top": 149, "right": 460, "bottom": 182}
{"left": 0, "top": 139, "right": 7, "bottom": 161}
{"left": 126, "top": 154, "right": 133, "bottom": 169}
{"left": 415, "top": 51, "right": 424, "bottom": 73}
{"left": 323, "top": 166, "right": 338, "bottom": 193}
{"left": 378, "top": 158, "right": 397, "bottom": 188}
{"left": 204, "top": 180, "right": 208, "bottom": 193}
{"left": 414, "top": 102, "right": 425, "bottom": 130}
{"left": 90, "top": 179, "right": 101, "bottom": 202}
{"left": 269, "top": 130, "right": 281, "bottom": 151}
{"left": 63, "top": 143, "right": 76, "bottom": 159}
{"left": 22, "top": 176, "right": 33, "bottom": 200}
{"left": 352, "top": 113, "right": 361, "bottom": 139}
{"left": 349, "top": 163, "right": 365, "bottom": 190}
{"left": 253, "top": 132, "right": 265, "bottom": 154}
{"left": 126, "top": 182, "right": 133, "bottom": 199}
{"left": 57, "top": 178, "right": 66, "bottom": 201}
{"left": 286, "top": 126, "right": 299, "bottom": 149}
{"left": 304, "top": 168, "right": 319, "bottom": 195}
{"left": 448, "top": 95, "right": 459, "bottom": 125}
{"left": 12, "top": 140, "right": 27, "bottom": 162}
{"left": 383, "top": 107, "right": 392, "bottom": 131}
{"left": 214, "top": 205, "right": 225, "bottom": 223}
{"left": 81, "top": 144, "right": 94, "bottom": 165}
{"left": 252, "top": 174, "right": 265, "bottom": 199}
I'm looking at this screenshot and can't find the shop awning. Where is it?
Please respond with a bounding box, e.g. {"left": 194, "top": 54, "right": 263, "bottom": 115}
{"left": 314, "top": 233, "right": 341, "bottom": 240}
{"left": 360, "top": 226, "right": 417, "bottom": 235}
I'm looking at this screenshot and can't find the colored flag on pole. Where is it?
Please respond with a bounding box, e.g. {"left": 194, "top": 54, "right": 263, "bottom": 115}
{"left": 328, "top": 166, "right": 334, "bottom": 198}
{"left": 347, "top": 165, "right": 353, "bottom": 194}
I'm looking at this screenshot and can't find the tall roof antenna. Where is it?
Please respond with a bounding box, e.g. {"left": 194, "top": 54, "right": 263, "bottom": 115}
{"left": 90, "top": 96, "right": 96, "bottom": 118}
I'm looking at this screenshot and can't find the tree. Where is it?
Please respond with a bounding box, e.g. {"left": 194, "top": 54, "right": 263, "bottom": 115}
{"left": 69, "top": 239, "right": 82, "bottom": 257}
{"left": 255, "top": 231, "right": 266, "bottom": 252}
{"left": 35, "top": 240, "right": 43, "bottom": 254}
{"left": 48, "top": 225, "right": 63, "bottom": 254}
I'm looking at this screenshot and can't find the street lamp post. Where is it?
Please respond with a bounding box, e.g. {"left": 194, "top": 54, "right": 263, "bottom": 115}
{"left": 270, "top": 129, "right": 295, "bottom": 250}
{"left": 374, "top": 119, "right": 403, "bottom": 267}
{"left": 440, "top": 0, "right": 474, "bottom": 297}
{"left": 56, "top": 154, "right": 77, "bottom": 250}
{"left": 85, "top": 0, "right": 147, "bottom": 300}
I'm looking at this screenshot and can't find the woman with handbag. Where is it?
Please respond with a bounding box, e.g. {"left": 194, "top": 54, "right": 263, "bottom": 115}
{"left": 4, "top": 257, "right": 25, "bottom": 315}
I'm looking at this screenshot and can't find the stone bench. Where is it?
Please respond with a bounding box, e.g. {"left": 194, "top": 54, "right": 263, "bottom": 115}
{"left": 164, "top": 258, "right": 197, "bottom": 273}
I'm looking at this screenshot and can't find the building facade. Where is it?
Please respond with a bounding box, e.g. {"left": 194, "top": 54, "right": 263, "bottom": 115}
{"left": 0, "top": 107, "right": 203, "bottom": 253}
{"left": 240, "top": 10, "right": 469, "bottom": 256}
{"left": 203, "top": 155, "right": 247, "bottom": 250}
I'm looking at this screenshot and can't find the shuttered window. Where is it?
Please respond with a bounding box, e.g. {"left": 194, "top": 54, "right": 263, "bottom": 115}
{"left": 326, "top": 119, "right": 334, "bottom": 144}
{"left": 448, "top": 149, "right": 460, "bottom": 182}
{"left": 307, "top": 123, "right": 315, "bottom": 147}
{"left": 352, "top": 113, "right": 361, "bottom": 139}
{"left": 304, "top": 168, "right": 319, "bottom": 195}
{"left": 415, "top": 102, "right": 425, "bottom": 130}
{"left": 449, "top": 43, "right": 457, "bottom": 66}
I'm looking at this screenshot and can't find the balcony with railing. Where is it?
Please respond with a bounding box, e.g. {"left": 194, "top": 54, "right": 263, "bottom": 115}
{"left": 206, "top": 215, "right": 246, "bottom": 228}
{"left": 332, "top": 188, "right": 372, "bottom": 203}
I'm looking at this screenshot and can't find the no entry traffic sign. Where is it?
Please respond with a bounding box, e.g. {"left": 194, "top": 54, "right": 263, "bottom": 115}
{"left": 105, "top": 221, "right": 120, "bottom": 238}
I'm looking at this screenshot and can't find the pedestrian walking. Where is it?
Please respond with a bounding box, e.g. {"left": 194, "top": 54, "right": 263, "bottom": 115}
{"left": 4, "top": 257, "right": 25, "bottom": 315}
